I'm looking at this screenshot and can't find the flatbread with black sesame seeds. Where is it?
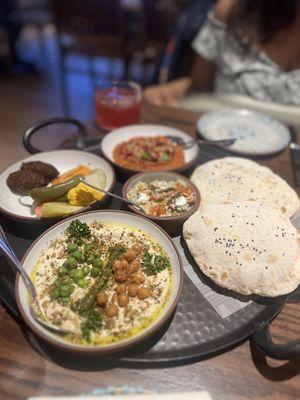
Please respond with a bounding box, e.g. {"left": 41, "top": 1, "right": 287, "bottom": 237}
{"left": 183, "top": 200, "right": 300, "bottom": 297}
{"left": 191, "top": 157, "right": 299, "bottom": 217}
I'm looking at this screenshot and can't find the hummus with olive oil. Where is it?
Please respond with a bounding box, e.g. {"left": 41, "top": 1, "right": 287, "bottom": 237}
{"left": 32, "top": 221, "right": 173, "bottom": 345}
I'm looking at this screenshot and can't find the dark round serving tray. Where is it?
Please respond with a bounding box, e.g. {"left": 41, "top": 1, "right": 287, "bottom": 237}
{"left": 0, "top": 216, "right": 286, "bottom": 366}
{"left": 0, "top": 143, "right": 299, "bottom": 365}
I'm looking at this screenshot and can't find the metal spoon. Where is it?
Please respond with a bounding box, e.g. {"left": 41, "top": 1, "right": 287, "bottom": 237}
{"left": 19, "top": 179, "right": 145, "bottom": 213}
{"left": 166, "top": 135, "right": 236, "bottom": 149}
{"left": 290, "top": 143, "right": 300, "bottom": 151}
{"left": 79, "top": 177, "right": 145, "bottom": 212}
{"left": 0, "top": 226, "right": 70, "bottom": 335}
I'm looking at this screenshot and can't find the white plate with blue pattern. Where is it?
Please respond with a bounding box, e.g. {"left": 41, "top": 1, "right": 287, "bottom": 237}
{"left": 197, "top": 109, "right": 291, "bottom": 156}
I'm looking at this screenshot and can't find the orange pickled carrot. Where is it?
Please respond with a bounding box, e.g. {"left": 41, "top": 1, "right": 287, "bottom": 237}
{"left": 52, "top": 165, "right": 92, "bottom": 185}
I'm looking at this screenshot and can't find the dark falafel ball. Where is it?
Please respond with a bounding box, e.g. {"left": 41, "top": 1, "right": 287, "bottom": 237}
{"left": 21, "top": 161, "right": 59, "bottom": 180}
{"left": 7, "top": 170, "right": 49, "bottom": 195}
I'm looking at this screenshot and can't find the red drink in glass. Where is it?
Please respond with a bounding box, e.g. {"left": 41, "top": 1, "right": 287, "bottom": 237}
{"left": 94, "top": 81, "right": 141, "bottom": 131}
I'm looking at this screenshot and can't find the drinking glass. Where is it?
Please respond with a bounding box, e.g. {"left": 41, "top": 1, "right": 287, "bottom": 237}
{"left": 94, "top": 81, "right": 141, "bottom": 131}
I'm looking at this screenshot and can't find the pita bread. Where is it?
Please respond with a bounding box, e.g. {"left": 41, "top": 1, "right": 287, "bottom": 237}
{"left": 191, "top": 157, "right": 299, "bottom": 217}
{"left": 183, "top": 200, "right": 300, "bottom": 297}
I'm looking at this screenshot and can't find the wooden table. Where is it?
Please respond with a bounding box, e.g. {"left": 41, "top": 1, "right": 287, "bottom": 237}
{"left": 1, "top": 104, "right": 300, "bottom": 400}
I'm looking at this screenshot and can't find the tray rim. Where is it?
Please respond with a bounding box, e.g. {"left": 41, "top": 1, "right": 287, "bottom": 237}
{"left": 116, "top": 299, "right": 286, "bottom": 365}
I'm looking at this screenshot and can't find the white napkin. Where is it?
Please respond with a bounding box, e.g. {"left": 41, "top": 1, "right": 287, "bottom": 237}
{"left": 28, "top": 391, "right": 212, "bottom": 400}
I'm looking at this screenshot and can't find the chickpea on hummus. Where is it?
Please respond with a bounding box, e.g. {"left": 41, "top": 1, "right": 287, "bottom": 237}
{"left": 32, "top": 219, "right": 173, "bottom": 345}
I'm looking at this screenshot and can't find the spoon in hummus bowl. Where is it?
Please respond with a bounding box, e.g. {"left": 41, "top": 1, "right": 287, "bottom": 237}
{"left": 0, "top": 226, "right": 70, "bottom": 335}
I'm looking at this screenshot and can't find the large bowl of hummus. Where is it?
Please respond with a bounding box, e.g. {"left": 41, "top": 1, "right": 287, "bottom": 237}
{"left": 15, "top": 210, "right": 183, "bottom": 354}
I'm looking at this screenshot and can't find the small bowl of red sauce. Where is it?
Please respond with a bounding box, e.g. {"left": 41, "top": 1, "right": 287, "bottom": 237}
{"left": 100, "top": 124, "right": 199, "bottom": 176}
{"left": 122, "top": 171, "right": 201, "bottom": 235}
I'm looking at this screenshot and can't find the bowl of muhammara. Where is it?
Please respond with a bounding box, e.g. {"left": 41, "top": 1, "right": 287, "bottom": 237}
{"left": 100, "top": 124, "right": 199, "bottom": 176}
{"left": 122, "top": 172, "right": 201, "bottom": 235}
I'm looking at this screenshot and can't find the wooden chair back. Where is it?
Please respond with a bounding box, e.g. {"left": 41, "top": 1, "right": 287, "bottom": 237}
{"left": 49, "top": 0, "right": 123, "bottom": 36}
{"left": 141, "top": 0, "right": 188, "bottom": 43}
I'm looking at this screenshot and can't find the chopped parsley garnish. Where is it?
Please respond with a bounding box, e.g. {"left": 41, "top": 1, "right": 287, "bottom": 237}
{"left": 81, "top": 307, "right": 102, "bottom": 342}
{"left": 71, "top": 269, "right": 111, "bottom": 315}
{"left": 141, "top": 151, "right": 151, "bottom": 160}
{"left": 71, "top": 243, "right": 126, "bottom": 341}
{"left": 161, "top": 152, "right": 169, "bottom": 162}
{"left": 71, "top": 245, "right": 126, "bottom": 316}
{"left": 142, "top": 252, "right": 171, "bottom": 275}
{"left": 107, "top": 244, "right": 126, "bottom": 266}
{"left": 66, "top": 219, "right": 91, "bottom": 244}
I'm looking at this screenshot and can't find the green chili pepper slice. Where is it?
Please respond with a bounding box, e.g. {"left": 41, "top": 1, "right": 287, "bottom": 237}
{"left": 30, "top": 174, "right": 84, "bottom": 203}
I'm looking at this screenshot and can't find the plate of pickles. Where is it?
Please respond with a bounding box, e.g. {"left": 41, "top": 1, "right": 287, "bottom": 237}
{"left": 0, "top": 150, "right": 115, "bottom": 222}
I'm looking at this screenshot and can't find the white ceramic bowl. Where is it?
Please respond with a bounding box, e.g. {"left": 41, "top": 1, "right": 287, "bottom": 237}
{"left": 0, "top": 150, "right": 115, "bottom": 222}
{"left": 15, "top": 210, "right": 183, "bottom": 355}
{"left": 100, "top": 124, "right": 199, "bottom": 174}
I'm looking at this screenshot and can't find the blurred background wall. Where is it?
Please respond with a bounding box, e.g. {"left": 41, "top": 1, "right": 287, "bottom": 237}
{"left": 0, "top": 0, "right": 213, "bottom": 165}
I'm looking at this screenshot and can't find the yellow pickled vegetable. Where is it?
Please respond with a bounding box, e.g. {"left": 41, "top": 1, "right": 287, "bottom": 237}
{"left": 67, "top": 182, "right": 104, "bottom": 206}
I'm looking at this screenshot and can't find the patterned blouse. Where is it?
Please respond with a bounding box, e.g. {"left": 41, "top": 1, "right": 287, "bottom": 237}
{"left": 192, "top": 12, "right": 300, "bottom": 105}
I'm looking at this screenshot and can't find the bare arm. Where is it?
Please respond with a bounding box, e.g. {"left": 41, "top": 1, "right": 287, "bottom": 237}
{"left": 143, "top": 0, "right": 233, "bottom": 107}
{"left": 189, "top": 0, "right": 234, "bottom": 90}
{"left": 143, "top": 55, "right": 215, "bottom": 106}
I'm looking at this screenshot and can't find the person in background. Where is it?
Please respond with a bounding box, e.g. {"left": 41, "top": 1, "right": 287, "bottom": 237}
{"left": 144, "top": 0, "right": 300, "bottom": 106}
